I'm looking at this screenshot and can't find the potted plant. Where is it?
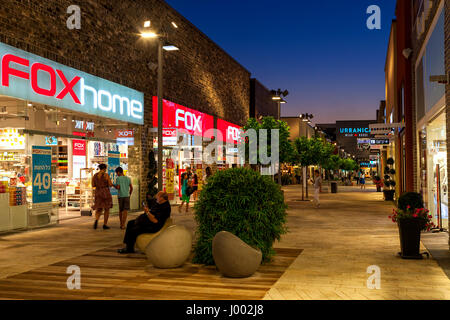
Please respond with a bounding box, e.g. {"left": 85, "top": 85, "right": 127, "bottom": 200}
{"left": 383, "top": 158, "right": 396, "bottom": 201}
{"left": 373, "top": 175, "right": 383, "bottom": 192}
{"left": 193, "top": 168, "right": 288, "bottom": 265}
{"left": 389, "top": 192, "right": 434, "bottom": 259}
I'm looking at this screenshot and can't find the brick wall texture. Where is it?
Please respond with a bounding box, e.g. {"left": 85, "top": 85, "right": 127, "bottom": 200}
{"left": 0, "top": 0, "right": 251, "bottom": 202}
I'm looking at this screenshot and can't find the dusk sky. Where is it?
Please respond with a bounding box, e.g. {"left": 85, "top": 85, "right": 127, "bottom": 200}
{"left": 165, "top": 0, "right": 397, "bottom": 125}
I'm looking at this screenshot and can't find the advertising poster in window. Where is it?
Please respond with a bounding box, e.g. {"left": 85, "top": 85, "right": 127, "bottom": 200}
{"left": 108, "top": 151, "right": 120, "bottom": 196}
{"left": 32, "top": 146, "right": 52, "bottom": 204}
{"left": 72, "top": 139, "right": 86, "bottom": 179}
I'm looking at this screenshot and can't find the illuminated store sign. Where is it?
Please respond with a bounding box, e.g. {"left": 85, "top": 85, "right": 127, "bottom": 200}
{"left": 217, "top": 119, "right": 241, "bottom": 144}
{"left": 152, "top": 97, "right": 214, "bottom": 137}
{"left": 0, "top": 42, "right": 144, "bottom": 124}
{"left": 370, "top": 139, "right": 390, "bottom": 145}
{"left": 339, "top": 128, "right": 371, "bottom": 134}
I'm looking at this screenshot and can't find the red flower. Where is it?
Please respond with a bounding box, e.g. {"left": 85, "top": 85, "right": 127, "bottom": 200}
{"left": 407, "top": 205, "right": 411, "bottom": 209}
{"left": 412, "top": 213, "right": 418, "bottom": 218}
{"left": 428, "top": 215, "right": 432, "bottom": 219}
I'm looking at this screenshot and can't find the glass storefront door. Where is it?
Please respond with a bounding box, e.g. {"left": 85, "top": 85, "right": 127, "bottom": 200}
{"left": 425, "top": 112, "right": 448, "bottom": 228}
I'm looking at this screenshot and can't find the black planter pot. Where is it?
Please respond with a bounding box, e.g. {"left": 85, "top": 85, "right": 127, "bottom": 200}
{"left": 383, "top": 189, "right": 395, "bottom": 201}
{"left": 397, "top": 219, "right": 423, "bottom": 259}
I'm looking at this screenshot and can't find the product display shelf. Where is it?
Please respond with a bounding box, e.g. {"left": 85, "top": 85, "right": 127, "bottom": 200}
{"left": 66, "top": 187, "right": 81, "bottom": 210}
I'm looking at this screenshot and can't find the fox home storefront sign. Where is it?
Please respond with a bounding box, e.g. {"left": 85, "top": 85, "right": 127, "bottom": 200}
{"left": 0, "top": 42, "right": 144, "bottom": 124}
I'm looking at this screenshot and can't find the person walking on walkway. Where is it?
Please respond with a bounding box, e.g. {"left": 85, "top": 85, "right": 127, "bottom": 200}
{"left": 360, "top": 171, "right": 366, "bottom": 190}
{"left": 192, "top": 172, "right": 199, "bottom": 201}
{"left": 179, "top": 172, "right": 191, "bottom": 213}
{"left": 92, "top": 163, "right": 113, "bottom": 230}
{"left": 117, "top": 191, "right": 171, "bottom": 254}
{"left": 115, "top": 167, "right": 133, "bottom": 230}
{"left": 312, "top": 169, "right": 322, "bottom": 208}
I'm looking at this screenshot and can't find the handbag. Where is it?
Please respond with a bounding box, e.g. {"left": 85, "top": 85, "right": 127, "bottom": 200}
{"left": 186, "top": 186, "right": 194, "bottom": 196}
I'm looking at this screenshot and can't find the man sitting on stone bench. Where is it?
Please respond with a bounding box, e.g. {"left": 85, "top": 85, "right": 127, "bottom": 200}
{"left": 118, "top": 191, "right": 171, "bottom": 254}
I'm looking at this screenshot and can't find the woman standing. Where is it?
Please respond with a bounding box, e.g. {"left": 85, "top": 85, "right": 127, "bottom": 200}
{"left": 179, "top": 172, "right": 190, "bottom": 213}
{"left": 92, "top": 163, "right": 113, "bottom": 229}
{"left": 360, "top": 171, "right": 366, "bottom": 190}
{"left": 203, "top": 166, "right": 212, "bottom": 185}
{"left": 192, "top": 173, "right": 199, "bottom": 201}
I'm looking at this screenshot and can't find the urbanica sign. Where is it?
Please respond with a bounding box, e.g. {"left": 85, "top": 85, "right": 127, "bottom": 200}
{"left": 339, "top": 127, "right": 371, "bottom": 133}
{"left": 0, "top": 41, "right": 144, "bottom": 124}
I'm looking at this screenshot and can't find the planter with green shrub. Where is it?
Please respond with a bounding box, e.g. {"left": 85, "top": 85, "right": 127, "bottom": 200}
{"left": 193, "top": 168, "right": 288, "bottom": 265}
{"left": 383, "top": 158, "right": 396, "bottom": 201}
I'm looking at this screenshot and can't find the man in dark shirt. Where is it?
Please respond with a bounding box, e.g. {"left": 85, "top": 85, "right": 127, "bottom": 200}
{"left": 117, "top": 191, "right": 171, "bottom": 254}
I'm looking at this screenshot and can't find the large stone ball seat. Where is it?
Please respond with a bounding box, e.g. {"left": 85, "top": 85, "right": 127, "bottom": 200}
{"left": 212, "top": 231, "right": 262, "bottom": 278}
{"left": 135, "top": 218, "right": 173, "bottom": 252}
{"left": 145, "top": 225, "right": 192, "bottom": 268}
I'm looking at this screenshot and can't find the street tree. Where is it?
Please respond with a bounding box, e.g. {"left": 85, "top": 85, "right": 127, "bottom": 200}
{"left": 242, "top": 116, "right": 295, "bottom": 182}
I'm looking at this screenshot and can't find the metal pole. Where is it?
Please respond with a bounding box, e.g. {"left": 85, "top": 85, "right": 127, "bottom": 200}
{"left": 278, "top": 101, "right": 282, "bottom": 185}
{"left": 157, "top": 39, "right": 163, "bottom": 191}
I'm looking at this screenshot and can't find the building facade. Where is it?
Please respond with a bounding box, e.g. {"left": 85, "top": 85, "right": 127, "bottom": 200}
{"left": 249, "top": 79, "right": 278, "bottom": 119}
{"left": 412, "top": 0, "right": 448, "bottom": 232}
{"left": 0, "top": 0, "right": 250, "bottom": 232}
{"left": 282, "top": 117, "right": 316, "bottom": 141}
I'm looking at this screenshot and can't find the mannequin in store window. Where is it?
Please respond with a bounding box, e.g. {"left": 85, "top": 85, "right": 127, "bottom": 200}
{"left": 92, "top": 163, "right": 113, "bottom": 230}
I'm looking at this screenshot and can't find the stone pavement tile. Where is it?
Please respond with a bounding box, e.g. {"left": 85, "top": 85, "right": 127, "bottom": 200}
{"left": 269, "top": 184, "right": 450, "bottom": 300}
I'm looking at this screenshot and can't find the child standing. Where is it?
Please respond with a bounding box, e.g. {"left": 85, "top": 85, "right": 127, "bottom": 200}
{"left": 115, "top": 167, "right": 133, "bottom": 229}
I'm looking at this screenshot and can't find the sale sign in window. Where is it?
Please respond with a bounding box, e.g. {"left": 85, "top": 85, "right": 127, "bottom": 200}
{"left": 32, "top": 146, "right": 52, "bottom": 204}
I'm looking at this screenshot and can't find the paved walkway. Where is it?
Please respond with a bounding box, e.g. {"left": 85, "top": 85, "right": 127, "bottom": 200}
{"left": 264, "top": 184, "right": 450, "bottom": 300}
{"left": 1, "top": 184, "right": 450, "bottom": 299}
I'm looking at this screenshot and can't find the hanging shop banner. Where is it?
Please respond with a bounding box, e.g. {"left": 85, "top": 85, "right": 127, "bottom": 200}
{"left": 162, "top": 128, "right": 177, "bottom": 146}
{"left": 73, "top": 139, "right": 86, "bottom": 179}
{"left": 165, "top": 159, "right": 175, "bottom": 199}
{"left": 152, "top": 97, "right": 214, "bottom": 137}
{"left": 217, "top": 119, "right": 241, "bottom": 144}
{"left": 32, "top": 146, "right": 52, "bottom": 204}
{"left": 116, "top": 129, "right": 134, "bottom": 146}
{"left": 107, "top": 151, "right": 120, "bottom": 196}
{"left": 0, "top": 41, "right": 144, "bottom": 124}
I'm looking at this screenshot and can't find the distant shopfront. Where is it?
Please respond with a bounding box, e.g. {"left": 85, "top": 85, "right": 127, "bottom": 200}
{"left": 152, "top": 97, "right": 242, "bottom": 203}
{"left": 0, "top": 41, "right": 144, "bottom": 232}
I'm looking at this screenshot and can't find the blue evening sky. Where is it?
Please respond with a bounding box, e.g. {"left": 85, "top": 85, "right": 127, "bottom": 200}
{"left": 165, "top": 0, "right": 397, "bottom": 124}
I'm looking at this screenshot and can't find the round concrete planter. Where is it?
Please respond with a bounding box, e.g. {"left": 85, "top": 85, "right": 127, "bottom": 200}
{"left": 212, "top": 231, "right": 262, "bottom": 278}
{"left": 135, "top": 218, "right": 173, "bottom": 252}
{"left": 145, "top": 225, "right": 192, "bottom": 268}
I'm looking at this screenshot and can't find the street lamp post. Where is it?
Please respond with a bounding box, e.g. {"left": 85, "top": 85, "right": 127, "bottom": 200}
{"left": 157, "top": 39, "right": 163, "bottom": 191}
{"left": 141, "top": 20, "right": 179, "bottom": 191}
{"left": 271, "top": 89, "right": 288, "bottom": 186}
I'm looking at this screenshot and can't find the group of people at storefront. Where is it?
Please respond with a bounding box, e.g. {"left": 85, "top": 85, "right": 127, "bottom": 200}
{"left": 179, "top": 166, "right": 212, "bottom": 214}
{"left": 90, "top": 163, "right": 214, "bottom": 254}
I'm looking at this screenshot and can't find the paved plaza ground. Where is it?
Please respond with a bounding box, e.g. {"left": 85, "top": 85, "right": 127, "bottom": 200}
{"left": 0, "top": 183, "right": 449, "bottom": 299}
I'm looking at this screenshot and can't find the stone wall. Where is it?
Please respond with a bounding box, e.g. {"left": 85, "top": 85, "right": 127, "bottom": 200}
{"left": 0, "top": 0, "right": 251, "bottom": 202}
{"left": 250, "top": 79, "right": 278, "bottom": 119}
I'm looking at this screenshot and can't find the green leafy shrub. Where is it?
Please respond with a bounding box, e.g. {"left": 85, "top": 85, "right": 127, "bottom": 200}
{"left": 193, "top": 168, "right": 288, "bottom": 265}
{"left": 398, "top": 192, "right": 424, "bottom": 211}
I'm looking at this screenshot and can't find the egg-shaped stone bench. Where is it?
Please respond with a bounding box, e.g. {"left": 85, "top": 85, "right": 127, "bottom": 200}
{"left": 145, "top": 225, "right": 192, "bottom": 268}
{"left": 212, "top": 231, "right": 262, "bottom": 278}
{"left": 135, "top": 218, "right": 173, "bottom": 252}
